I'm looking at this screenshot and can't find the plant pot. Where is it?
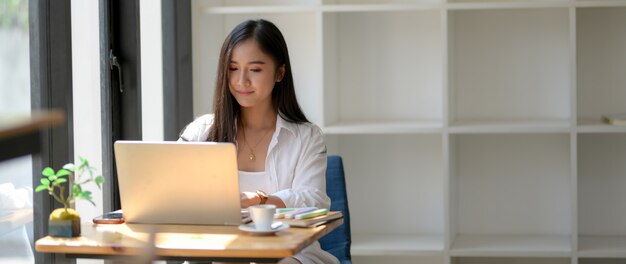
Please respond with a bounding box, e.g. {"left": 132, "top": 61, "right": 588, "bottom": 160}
{"left": 48, "top": 208, "right": 81, "bottom": 237}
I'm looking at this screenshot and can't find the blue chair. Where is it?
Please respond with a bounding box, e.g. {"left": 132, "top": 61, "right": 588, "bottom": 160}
{"left": 320, "top": 155, "right": 352, "bottom": 264}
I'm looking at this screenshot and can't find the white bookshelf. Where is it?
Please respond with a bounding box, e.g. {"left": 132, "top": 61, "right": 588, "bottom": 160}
{"left": 191, "top": 1, "right": 626, "bottom": 263}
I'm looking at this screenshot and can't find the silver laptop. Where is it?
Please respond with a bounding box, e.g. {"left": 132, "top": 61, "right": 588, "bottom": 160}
{"left": 114, "top": 140, "right": 242, "bottom": 225}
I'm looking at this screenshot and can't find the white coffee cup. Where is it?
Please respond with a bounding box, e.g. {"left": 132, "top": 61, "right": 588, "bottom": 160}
{"left": 249, "top": 204, "right": 276, "bottom": 231}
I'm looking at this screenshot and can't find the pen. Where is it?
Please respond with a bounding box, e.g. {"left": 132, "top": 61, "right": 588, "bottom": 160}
{"left": 295, "top": 208, "right": 328, "bottom": 220}
{"left": 277, "top": 208, "right": 298, "bottom": 213}
{"left": 285, "top": 207, "right": 317, "bottom": 219}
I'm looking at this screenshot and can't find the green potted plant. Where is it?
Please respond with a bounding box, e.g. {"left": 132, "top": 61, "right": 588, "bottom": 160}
{"left": 35, "top": 156, "right": 104, "bottom": 237}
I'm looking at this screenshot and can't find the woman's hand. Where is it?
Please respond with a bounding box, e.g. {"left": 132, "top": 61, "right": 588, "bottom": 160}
{"left": 240, "top": 191, "right": 260, "bottom": 208}
{"left": 241, "top": 191, "right": 287, "bottom": 208}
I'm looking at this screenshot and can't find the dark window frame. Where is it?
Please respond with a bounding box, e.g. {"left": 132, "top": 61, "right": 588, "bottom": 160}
{"left": 162, "top": 0, "right": 193, "bottom": 141}
{"left": 29, "top": 0, "right": 75, "bottom": 263}
{"left": 100, "top": 0, "right": 143, "bottom": 213}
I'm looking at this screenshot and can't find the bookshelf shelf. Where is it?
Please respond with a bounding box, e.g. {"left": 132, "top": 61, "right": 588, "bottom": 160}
{"left": 577, "top": 119, "right": 626, "bottom": 133}
{"left": 449, "top": 119, "right": 571, "bottom": 133}
{"left": 450, "top": 234, "right": 572, "bottom": 257}
{"left": 191, "top": 1, "right": 626, "bottom": 263}
{"left": 352, "top": 234, "right": 444, "bottom": 256}
{"left": 578, "top": 236, "right": 626, "bottom": 258}
{"left": 323, "top": 120, "right": 443, "bottom": 134}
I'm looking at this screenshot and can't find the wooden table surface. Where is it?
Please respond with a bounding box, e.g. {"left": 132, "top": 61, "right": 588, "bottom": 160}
{"left": 36, "top": 218, "right": 343, "bottom": 261}
{"left": 0, "top": 110, "right": 65, "bottom": 162}
{"left": 0, "top": 110, "right": 64, "bottom": 140}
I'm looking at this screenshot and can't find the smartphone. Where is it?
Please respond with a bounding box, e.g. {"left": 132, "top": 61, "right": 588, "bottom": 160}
{"left": 92, "top": 212, "right": 125, "bottom": 224}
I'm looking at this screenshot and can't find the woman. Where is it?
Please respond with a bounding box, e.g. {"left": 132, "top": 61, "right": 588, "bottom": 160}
{"left": 179, "top": 19, "right": 339, "bottom": 264}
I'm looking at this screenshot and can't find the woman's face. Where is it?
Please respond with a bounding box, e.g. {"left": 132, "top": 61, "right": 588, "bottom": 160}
{"left": 228, "top": 38, "right": 284, "bottom": 110}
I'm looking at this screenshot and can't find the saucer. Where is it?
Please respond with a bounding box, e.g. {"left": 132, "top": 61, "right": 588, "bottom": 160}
{"left": 238, "top": 222, "right": 289, "bottom": 235}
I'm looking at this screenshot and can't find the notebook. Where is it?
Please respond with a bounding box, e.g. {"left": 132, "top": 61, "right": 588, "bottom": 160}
{"left": 114, "top": 140, "right": 242, "bottom": 225}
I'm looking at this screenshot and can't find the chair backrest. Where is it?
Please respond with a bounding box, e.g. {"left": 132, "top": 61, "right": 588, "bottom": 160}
{"left": 319, "top": 155, "right": 352, "bottom": 264}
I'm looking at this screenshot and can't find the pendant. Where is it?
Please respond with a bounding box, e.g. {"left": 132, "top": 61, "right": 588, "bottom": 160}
{"left": 248, "top": 153, "right": 255, "bottom": 161}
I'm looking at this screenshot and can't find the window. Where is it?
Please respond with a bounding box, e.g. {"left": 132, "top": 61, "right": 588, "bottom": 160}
{"left": 0, "top": 0, "right": 35, "bottom": 262}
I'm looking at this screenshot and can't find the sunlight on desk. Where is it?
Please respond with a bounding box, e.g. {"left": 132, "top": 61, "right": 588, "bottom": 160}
{"left": 37, "top": 236, "right": 100, "bottom": 247}
{"left": 113, "top": 223, "right": 240, "bottom": 250}
{"left": 114, "top": 224, "right": 240, "bottom": 249}
{"left": 157, "top": 233, "right": 237, "bottom": 250}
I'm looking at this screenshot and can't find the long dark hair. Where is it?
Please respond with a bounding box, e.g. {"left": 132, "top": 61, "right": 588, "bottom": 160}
{"left": 209, "top": 19, "right": 308, "bottom": 142}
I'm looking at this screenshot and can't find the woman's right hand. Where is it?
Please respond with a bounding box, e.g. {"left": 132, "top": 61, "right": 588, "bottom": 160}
{"left": 240, "top": 191, "right": 260, "bottom": 208}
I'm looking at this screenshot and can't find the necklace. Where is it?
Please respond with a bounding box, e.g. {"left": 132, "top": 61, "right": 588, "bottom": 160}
{"left": 241, "top": 122, "right": 274, "bottom": 161}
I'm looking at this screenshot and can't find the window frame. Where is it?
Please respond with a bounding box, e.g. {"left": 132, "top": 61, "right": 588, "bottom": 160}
{"left": 29, "top": 0, "right": 75, "bottom": 263}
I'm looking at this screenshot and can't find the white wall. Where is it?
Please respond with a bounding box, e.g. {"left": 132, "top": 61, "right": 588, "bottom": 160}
{"left": 141, "top": 0, "right": 164, "bottom": 141}
{"left": 71, "top": 0, "right": 102, "bottom": 224}
{"left": 71, "top": 1, "right": 103, "bottom": 263}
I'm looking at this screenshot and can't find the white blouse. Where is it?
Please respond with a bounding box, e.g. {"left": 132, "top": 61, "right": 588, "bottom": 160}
{"left": 178, "top": 114, "right": 331, "bottom": 210}
{"left": 178, "top": 114, "right": 339, "bottom": 264}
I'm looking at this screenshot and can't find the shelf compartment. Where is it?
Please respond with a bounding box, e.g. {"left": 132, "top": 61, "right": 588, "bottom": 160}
{"left": 450, "top": 235, "right": 571, "bottom": 257}
{"left": 576, "top": 7, "right": 626, "bottom": 121}
{"left": 578, "top": 236, "right": 626, "bottom": 258}
{"left": 578, "top": 134, "right": 626, "bottom": 256}
{"left": 352, "top": 234, "right": 444, "bottom": 256}
{"left": 326, "top": 134, "right": 445, "bottom": 236}
{"left": 449, "top": 119, "right": 570, "bottom": 134}
{"left": 452, "top": 134, "right": 572, "bottom": 240}
{"left": 323, "top": 119, "right": 443, "bottom": 134}
{"left": 452, "top": 256, "right": 571, "bottom": 264}
{"left": 322, "top": 10, "right": 444, "bottom": 127}
{"left": 577, "top": 118, "right": 626, "bottom": 133}
{"left": 449, "top": 8, "right": 570, "bottom": 123}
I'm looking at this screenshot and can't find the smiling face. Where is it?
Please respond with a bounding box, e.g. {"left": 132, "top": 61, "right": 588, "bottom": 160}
{"left": 228, "top": 38, "right": 285, "bottom": 110}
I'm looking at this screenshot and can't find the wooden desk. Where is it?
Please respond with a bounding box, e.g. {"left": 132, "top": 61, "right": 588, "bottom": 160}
{"left": 35, "top": 218, "right": 343, "bottom": 262}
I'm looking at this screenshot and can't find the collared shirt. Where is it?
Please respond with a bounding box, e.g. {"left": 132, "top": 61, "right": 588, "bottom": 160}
{"left": 178, "top": 114, "right": 330, "bottom": 210}
{"left": 178, "top": 114, "right": 338, "bottom": 264}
